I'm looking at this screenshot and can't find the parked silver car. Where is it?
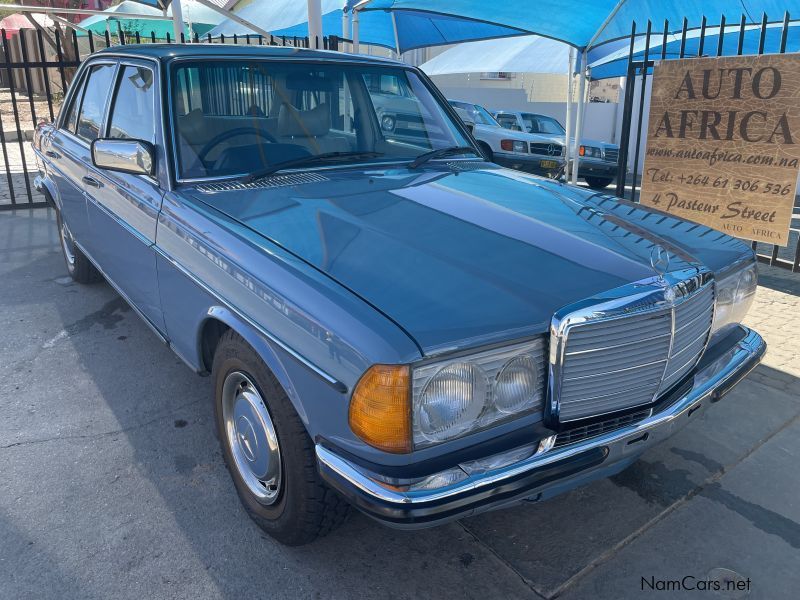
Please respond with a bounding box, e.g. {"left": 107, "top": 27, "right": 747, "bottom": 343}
{"left": 494, "top": 111, "right": 620, "bottom": 189}
{"left": 449, "top": 100, "right": 565, "bottom": 177}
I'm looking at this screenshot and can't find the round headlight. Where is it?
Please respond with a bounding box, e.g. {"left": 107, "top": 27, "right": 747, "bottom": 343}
{"left": 381, "top": 115, "right": 396, "bottom": 131}
{"left": 417, "top": 362, "right": 488, "bottom": 443}
{"left": 494, "top": 355, "right": 540, "bottom": 414}
{"left": 735, "top": 266, "right": 757, "bottom": 303}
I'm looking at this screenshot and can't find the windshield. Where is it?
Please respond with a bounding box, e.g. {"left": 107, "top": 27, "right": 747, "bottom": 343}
{"left": 522, "top": 113, "right": 565, "bottom": 135}
{"left": 170, "top": 60, "right": 471, "bottom": 179}
{"left": 449, "top": 101, "right": 499, "bottom": 126}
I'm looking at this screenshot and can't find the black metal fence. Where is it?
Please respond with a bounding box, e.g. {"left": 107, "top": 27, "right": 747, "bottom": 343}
{"left": 0, "top": 28, "right": 338, "bottom": 211}
{"left": 614, "top": 12, "right": 800, "bottom": 272}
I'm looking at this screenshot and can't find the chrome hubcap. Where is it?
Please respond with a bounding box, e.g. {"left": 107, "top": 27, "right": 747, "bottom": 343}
{"left": 60, "top": 220, "right": 75, "bottom": 268}
{"left": 222, "top": 371, "right": 281, "bottom": 504}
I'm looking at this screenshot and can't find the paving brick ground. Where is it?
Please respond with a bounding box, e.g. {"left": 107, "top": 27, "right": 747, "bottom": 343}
{"left": 0, "top": 208, "right": 798, "bottom": 600}
{"left": 744, "top": 268, "right": 800, "bottom": 378}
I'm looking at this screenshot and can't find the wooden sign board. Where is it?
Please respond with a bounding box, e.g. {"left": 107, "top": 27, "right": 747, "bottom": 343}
{"left": 640, "top": 54, "right": 800, "bottom": 246}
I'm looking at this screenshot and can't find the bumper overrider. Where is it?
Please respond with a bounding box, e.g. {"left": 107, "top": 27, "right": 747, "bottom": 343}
{"left": 317, "top": 326, "right": 765, "bottom": 529}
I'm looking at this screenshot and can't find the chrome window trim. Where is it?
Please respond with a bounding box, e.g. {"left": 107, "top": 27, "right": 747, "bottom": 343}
{"left": 546, "top": 267, "right": 715, "bottom": 426}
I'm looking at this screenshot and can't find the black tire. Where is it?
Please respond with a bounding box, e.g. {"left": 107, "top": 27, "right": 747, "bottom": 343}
{"left": 584, "top": 176, "right": 614, "bottom": 190}
{"left": 478, "top": 142, "right": 493, "bottom": 161}
{"left": 56, "top": 210, "right": 102, "bottom": 284}
{"left": 212, "top": 330, "right": 350, "bottom": 546}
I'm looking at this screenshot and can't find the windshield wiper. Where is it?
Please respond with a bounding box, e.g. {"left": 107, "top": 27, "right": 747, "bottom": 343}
{"left": 408, "top": 146, "right": 480, "bottom": 169}
{"left": 244, "top": 151, "right": 385, "bottom": 183}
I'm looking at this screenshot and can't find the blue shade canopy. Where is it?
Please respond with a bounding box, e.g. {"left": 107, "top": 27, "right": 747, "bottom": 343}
{"left": 208, "top": 0, "right": 362, "bottom": 41}
{"left": 76, "top": 1, "right": 170, "bottom": 37}
{"left": 419, "top": 36, "right": 569, "bottom": 76}
{"left": 365, "top": 1, "right": 798, "bottom": 51}
{"left": 169, "top": 1, "right": 227, "bottom": 28}
{"left": 209, "top": 1, "right": 799, "bottom": 60}
{"left": 77, "top": 0, "right": 223, "bottom": 38}
{"left": 589, "top": 20, "right": 800, "bottom": 79}
{"left": 207, "top": 0, "right": 524, "bottom": 49}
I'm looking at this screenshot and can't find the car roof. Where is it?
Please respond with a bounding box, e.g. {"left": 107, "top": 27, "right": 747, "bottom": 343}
{"left": 92, "top": 43, "right": 403, "bottom": 66}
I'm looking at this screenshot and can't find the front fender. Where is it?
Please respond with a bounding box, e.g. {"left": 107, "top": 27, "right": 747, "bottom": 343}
{"left": 198, "top": 306, "right": 309, "bottom": 425}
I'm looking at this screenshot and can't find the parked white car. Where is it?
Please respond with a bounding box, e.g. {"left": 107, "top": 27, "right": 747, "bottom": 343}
{"left": 493, "top": 111, "right": 620, "bottom": 189}
{"left": 448, "top": 100, "right": 565, "bottom": 177}
{"left": 451, "top": 106, "right": 475, "bottom": 134}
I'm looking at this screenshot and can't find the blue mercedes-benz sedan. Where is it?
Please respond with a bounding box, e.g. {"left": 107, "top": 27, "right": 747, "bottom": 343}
{"left": 32, "top": 44, "right": 765, "bottom": 546}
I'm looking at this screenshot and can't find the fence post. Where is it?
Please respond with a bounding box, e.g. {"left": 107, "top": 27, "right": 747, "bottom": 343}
{"left": 0, "top": 29, "right": 16, "bottom": 204}
{"left": 615, "top": 22, "right": 637, "bottom": 198}
{"left": 628, "top": 20, "right": 652, "bottom": 202}
{"left": 1, "top": 32, "right": 33, "bottom": 203}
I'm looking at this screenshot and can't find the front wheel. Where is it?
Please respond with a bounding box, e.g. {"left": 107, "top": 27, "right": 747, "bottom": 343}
{"left": 584, "top": 176, "right": 614, "bottom": 190}
{"left": 212, "top": 330, "right": 349, "bottom": 546}
{"left": 56, "top": 211, "right": 101, "bottom": 284}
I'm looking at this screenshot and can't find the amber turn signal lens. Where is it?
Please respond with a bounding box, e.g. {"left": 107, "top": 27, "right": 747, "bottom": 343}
{"left": 349, "top": 365, "right": 411, "bottom": 453}
{"left": 579, "top": 145, "right": 586, "bottom": 156}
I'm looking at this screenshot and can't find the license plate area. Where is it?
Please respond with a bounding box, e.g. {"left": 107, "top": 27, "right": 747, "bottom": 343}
{"left": 540, "top": 160, "right": 559, "bottom": 169}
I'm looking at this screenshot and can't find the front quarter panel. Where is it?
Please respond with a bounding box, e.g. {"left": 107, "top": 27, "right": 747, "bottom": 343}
{"left": 155, "top": 191, "right": 422, "bottom": 448}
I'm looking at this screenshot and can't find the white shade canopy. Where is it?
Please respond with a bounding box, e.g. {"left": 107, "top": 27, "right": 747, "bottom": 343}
{"left": 419, "top": 35, "right": 569, "bottom": 76}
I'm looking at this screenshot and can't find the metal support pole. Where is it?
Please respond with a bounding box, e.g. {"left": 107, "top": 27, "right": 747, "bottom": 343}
{"left": 341, "top": 8, "right": 350, "bottom": 52}
{"left": 352, "top": 9, "right": 360, "bottom": 53}
{"left": 570, "top": 50, "right": 587, "bottom": 185}
{"left": 307, "top": 0, "right": 322, "bottom": 49}
{"left": 392, "top": 11, "right": 400, "bottom": 58}
{"left": 171, "top": 0, "right": 184, "bottom": 42}
{"left": 564, "top": 47, "right": 575, "bottom": 181}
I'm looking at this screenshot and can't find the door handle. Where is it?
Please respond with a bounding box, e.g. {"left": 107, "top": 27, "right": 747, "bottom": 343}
{"left": 82, "top": 175, "right": 103, "bottom": 189}
{"left": 45, "top": 150, "right": 60, "bottom": 159}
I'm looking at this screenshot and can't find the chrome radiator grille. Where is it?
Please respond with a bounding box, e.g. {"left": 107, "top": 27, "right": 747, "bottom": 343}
{"left": 659, "top": 284, "right": 714, "bottom": 393}
{"left": 554, "top": 278, "right": 714, "bottom": 422}
{"left": 604, "top": 148, "right": 619, "bottom": 163}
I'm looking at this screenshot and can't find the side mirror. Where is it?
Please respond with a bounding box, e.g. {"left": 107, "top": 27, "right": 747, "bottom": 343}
{"left": 91, "top": 138, "right": 155, "bottom": 176}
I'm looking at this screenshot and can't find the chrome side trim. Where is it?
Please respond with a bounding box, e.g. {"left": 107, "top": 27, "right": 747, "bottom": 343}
{"left": 317, "top": 327, "right": 765, "bottom": 507}
{"left": 152, "top": 244, "right": 347, "bottom": 392}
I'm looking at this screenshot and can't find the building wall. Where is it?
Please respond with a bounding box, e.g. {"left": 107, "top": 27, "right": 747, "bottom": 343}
{"left": 429, "top": 72, "right": 570, "bottom": 102}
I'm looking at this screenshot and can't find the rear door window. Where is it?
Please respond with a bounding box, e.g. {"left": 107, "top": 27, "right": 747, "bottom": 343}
{"left": 61, "top": 71, "right": 87, "bottom": 134}
{"left": 75, "top": 64, "right": 116, "bottom": 143}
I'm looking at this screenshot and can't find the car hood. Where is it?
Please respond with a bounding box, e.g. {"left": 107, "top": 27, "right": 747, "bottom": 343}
{"left": 187, "top": 165, "right": 750, "bottom": 354}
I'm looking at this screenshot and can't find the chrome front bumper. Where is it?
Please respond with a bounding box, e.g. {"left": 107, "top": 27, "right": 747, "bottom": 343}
{"left": 317, "top": 327, "right": 765, "bottom": 529}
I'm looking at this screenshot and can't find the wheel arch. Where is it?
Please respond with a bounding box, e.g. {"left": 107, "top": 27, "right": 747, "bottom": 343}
{"left": 197, "top": 307, "right": 310, "bottom": 426}
{"left": 37, "top": 175, "right": 61, "bottom": 211}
